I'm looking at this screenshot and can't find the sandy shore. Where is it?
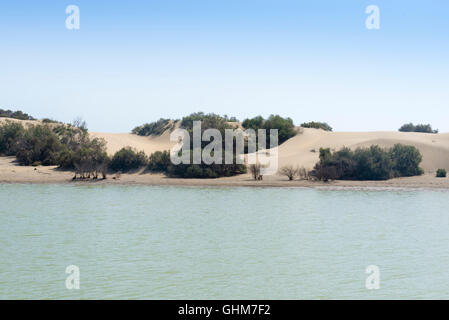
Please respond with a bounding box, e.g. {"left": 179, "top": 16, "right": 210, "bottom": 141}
{"left": 1, "top": 156, "right": 448, "bottom": 190}
{"left": 2, "top": 118, "right": 449, "bottom": 189}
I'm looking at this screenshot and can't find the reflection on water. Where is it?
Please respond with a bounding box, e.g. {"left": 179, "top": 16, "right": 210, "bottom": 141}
{"left": 1, "top": 184, "right": 449, "bottom": 299}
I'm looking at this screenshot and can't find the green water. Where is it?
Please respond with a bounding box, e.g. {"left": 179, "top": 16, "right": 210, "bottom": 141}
{"left": 1, "top": 183, "right": 449, "bottom": 299}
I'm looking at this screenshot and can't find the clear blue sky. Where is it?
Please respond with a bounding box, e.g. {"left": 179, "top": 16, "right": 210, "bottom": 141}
{"left": 1, "top": 0, "right": 448, "bottom": 132}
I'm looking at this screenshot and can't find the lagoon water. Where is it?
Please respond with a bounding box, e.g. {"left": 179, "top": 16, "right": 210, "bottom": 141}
{"left": 1, "top": 183, "right": 449, "bottom": 299}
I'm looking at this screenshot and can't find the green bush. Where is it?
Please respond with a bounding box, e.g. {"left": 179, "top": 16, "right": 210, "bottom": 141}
{"left": 162, "top": 150, "right": 246, "bottom": 178}
{"left": 0, "top": 121, "right": 25, "bottom": 155}
{"left": 399, "top": 123, "right": 438, "bottom": 133}
{"left": 0, "top": 120, "right": 110, "bottom": 177}
{"left": 180, "top": 112, "right": 231, "bottom": 133}
{"left": 436, "top": 169, "right": 447, "bottom": 178}
{"left": 352, "top": 146, "right": 393, "bottom": 180}
{"left": 311, "top": 144, "right": 423, "bottom": 181}
{"left": 242, "top": 116, "right": 265, "bottom": 131}
{"left": 167, "top": 161, "right": 246, "bottom": 178}
{"left": 301, "top": 121, "right": 333, "bottom": 131}
{"left": 390, "top": 144, "right": 424, "bottom": 177}
{"left": 132, "top": 118, "right": 173, "bottom": 136}
{"left": 72, "top": 138, "right": 109, "bottom": 179}
{"left": 110, "top": 147, "right": 148, "bottom": 172}
{"left": 242, "top": 114, "right": 296, "bottom": 145}
{"left": 42, "top": 118, "right": 60, "bottom": 124}
{"left": 148, "top": 150, "right": 171, "bottom": 172}
{"left": 0, "top": 109, "right": 34, "bottom": 120}
{"left": 15, "top": 125, "right": 65, "bottom": 166}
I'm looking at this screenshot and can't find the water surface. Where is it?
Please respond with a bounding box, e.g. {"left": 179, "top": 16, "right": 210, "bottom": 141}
{"left": 1, "top": 184, "right": 448, "bottom": 299}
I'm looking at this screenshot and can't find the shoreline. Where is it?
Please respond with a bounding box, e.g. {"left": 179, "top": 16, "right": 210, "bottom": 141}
{"left": 2, "top": 180, "right": 449, "bottom": 192}
{"left": 2, "top": 157, "right": 449, "bottom": 190}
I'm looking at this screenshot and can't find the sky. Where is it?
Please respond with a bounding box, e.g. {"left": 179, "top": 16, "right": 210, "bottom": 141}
{"left": 0, "top": 0, "right": 448, "bottom": 132}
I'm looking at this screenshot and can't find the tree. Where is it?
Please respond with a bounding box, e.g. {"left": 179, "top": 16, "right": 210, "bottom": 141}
{"left": 399, "top": 123, "right": 438, "bottom": 134}
{"left": 301, "top": 121, "right": 333, "bottom": 131}
{"left": 436, "top": 169, "right": 447, "bottom": 178}
{"left": 242, "top": 114, "right": 297, "bottom": 145}
{"left": 72, "top": 117, "right": 87, "bottom": 132}
{"left": 0, "top": 120, "right": 25, "bottom": 155}
{"left": 279, "top": 165, "right": 299, "bottom": 180}
{"left": 15, "top": 124, "right": 64, "bottom": 166}
{"left": 132, "top": 119, "right": 174, "bottom": 136}
{"left": 310, "top": 144, "right": 423, "bottom": 181}
{"left": 148, "top": 150, "right": 171, "bottom": 172}
{"left": 249, "top": 163, "right": 262, "bottom": 180}
{"left": 109, "top": 147, "right": 148, "bottom": 172}
{"left": 0, "top": 108, "right": 34, "bottom": 120}
{"left": 390, "top": 144, "right": 423, "bottom": 177}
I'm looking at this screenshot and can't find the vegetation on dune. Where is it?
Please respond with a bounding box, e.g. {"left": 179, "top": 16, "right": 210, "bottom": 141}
{"left": 399, "top": 123, "right": 438, "bottom": 134}
{"left": 132, "top": 118, "right": 174, "bottom": 136}
{"left": 167, "top": 159, "right": 246, "bottom": 178}
{"left": 0, "top": 108, "right": 35, "bottom": 120}
{"left": 132, "top": 114, "right": 239, "bottom": 137}
{"left": 301, "top": 121, "right": 333, "bottom": 132}
{"left": 0, "top": 121, "right": 25, "bottom": 156}
{"left": 180, "top": 112, "right": 232, "bottom": 133}
{"left": 2, "top": 111, "right": 436, "bottom": 182}
{"left": 0, "top": 119, "right": 110, "bottom": 179}
{"left": 147, "top": 149, "right": 246, "bottom": 178}
{"left": 249, "top": 163, "right": 262, "bottom": 180}
{"left": 436, "top": 168, "right": 447, "bottom": 178}
{"left": 242, "top": 114, "right": 297, "bottom": 145}
{"left": 15, "top": 125, "right": 65, "bottom": 166}
{"left": 279, "top": 165, "right": 298, "bottom": 180}
{"left": 72, "top": 138, "right": 109, "bottom": 179}
{"left": 41, "top": 118, "right": 61, "bottom": 124}
{"left": 147, "top": 150, "right": 171, "bottom": 172}
{"left": 133, "top": 112, "right": 296, "bottom": 146}
{"left": 109, "top": 147, "right": 148, "bottom": 172}
{"left": 162, "top": 112, "right": 246, "bottom": 178}
{"left": 310, "top": 144, "right": 424, "bottom": 181}
{"left": 278, "top": 165, "right": 310, "bottom": 181}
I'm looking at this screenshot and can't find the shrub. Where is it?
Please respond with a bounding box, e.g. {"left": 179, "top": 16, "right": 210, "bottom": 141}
{"left": 132, "top": 112, "right": 249, "bottom": 179}
{"left": 42, "top": 118, "right": 60, "bottom": 124}
{"left": 15, "top": 125, "right": 64, "bottom": 166}
{"left": 311, "top": 163, "right": 338, "bottom": 182}
{"left": 279, "top": 165, "right": 298, "bottom": 180}
{"left": 165, "top": 151, "right": 246, "bottom": 178}
{"left": 399, "top": 123, "right": 438, "bottom": 133}
{"left": 352, "top": 146, "right": 393, "bottom": 180}
{"left": 223, "top": 115, "right": 239, "bottom": 122}
{"left": 166, "top": 162, "right": 246, "bottom": 178}
{"left": 148, "top": 150, "right": 171, "bottom": 172}
{"left": 72, "top": 138, "right": 109, "bottom": 179}
{"left": 242, "top": 116, "right": 265, "bottom": 131}
{"left": 311, "top": 144, "right": 423, "bottom": 181}
{"left": 132, "top": 118, "right": 174, "bottom": 136}
{"left": 436, "top": 169, "right": 447, "bottom": 178}
{"left": 0, "top": 108, "right": 34, "bottom": 120}
{"left": 390, "top": 144, "right": 424, "bottom": 177}
{"left": 301, "top": 121, "right": 333, "bottom": 131}
{"left": 109, "top": 147, "right": 148, "bottom": 172}
{"left": 249, "top": 163, "right": 262, "bottom": 180}
{"left": 0, "top": 121, "right": 25, "bottom": 155}
{"left": 264, "top": 115, "right": 297, "bottom": 145}
{"left": 180, "top": 112, "right": 232, "bottom": 134}
{"left": 242, "top": 114, "right": 297, "bottom": 145}
{"left": 0, "top": 120, "right": 109, "bottom": 178}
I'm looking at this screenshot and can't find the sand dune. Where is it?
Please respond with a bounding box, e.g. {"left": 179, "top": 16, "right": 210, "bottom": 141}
{"left": 2, "top": 117, "right": 449, "bottom": 176}
{"left": 278, "top": 129, "right": 449, "bottom": 173}
{"left": 93, "top": 127, "right": 449, "bottom": 173}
